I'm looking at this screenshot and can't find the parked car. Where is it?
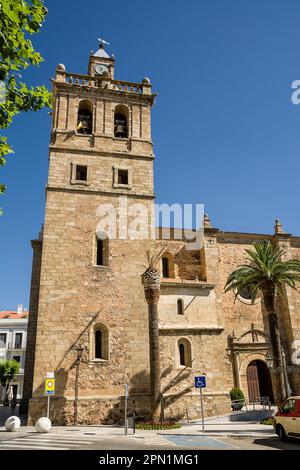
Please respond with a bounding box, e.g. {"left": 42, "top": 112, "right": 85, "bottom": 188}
{"left": 274, "top": 396, "right": 300, "bottom": 441}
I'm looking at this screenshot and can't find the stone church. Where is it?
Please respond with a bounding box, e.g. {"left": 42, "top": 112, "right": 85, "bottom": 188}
{"left": 23, "top": 42, "right": 300, "bottom": 424}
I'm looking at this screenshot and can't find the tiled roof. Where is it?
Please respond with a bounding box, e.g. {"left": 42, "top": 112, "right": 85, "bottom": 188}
{"left": 0, "top": 310, "right": 29, "bottom": 319}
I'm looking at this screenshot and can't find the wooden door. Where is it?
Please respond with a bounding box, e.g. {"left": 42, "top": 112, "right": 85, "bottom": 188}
{"left": 246, "top": 361, "right": 260, "bottom": 402}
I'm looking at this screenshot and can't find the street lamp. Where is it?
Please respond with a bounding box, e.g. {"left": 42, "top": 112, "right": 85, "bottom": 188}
{"left": 281, "top": 347, "right": 292, "bottom": 398}
{"left": 74, "top": 345, "right": 84, "bottom": 426}
{"left": 266, "top": 352, "right": 273, "bottom": 370}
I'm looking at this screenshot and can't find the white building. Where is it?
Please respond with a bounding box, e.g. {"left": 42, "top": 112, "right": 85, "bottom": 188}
{"left": 0, "top": 305, "right": 29, "bottom": 400}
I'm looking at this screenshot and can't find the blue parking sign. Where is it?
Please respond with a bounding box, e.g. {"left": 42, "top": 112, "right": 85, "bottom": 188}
{"left": 195, "top": 375, "right": 206, "bottom": 388}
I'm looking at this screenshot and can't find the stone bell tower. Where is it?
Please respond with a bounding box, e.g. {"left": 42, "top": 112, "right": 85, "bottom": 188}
{"left": 23, "top": 40, "right": 157, "bottom": 424}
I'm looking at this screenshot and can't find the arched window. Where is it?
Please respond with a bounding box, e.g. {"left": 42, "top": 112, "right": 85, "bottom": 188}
{"left": 77, "top": 100, "right": 93, "bottom": 134}
{"left": 95, "top": 232, "right": 109, "bottom": 266}
{"left": 162, "top": 257, "right": 169, "bottom": 278}
{"left": 179, "top": 343, "right": 185, "bottom": 366}
{"left": 93, "top": 323, "right": 109, "bottom": 360}
{"left": 95, "top": 330, "right": 102, "bottom": 359}
{"left": 114, "top": 105, "right": 128, "bottom": 138}
{"left": 161, "top": 252, "right": 176, "bottom": 278}
{"left": 177, "top": 299, "right": 184, "bottom": 315}
{"left": 177, "top": 338, "right": 192, "bottom": 367}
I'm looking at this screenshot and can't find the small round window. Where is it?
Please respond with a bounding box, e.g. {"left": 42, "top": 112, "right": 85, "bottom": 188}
{"left": 237, "top": 287, "right": 261, "bottom": 305}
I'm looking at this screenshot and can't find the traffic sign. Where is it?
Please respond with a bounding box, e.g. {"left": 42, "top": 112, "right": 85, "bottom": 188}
{"left": 195, "top": 375, "right": 206, "bottom": 389}
{"left": 45, "top": 378, "right": 55, "bottom": 395}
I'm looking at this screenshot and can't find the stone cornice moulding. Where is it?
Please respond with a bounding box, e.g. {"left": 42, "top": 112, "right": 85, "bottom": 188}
{"left": 49, "top": 144, "right": 155, "bottom": 161}
{"left": 46, "top": 185, "right": 155, "bottom": 200}
{"left": 159, "top": 324, "right": 224, "bottom": 333}
{"left": 160, "top": 281, "right": 215, "bottom": 289}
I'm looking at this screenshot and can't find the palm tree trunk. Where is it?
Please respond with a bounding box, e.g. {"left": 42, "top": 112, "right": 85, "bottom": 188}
{"left": 142, "top": 266, "right": 161, "bottom": 421}
{"left": 263, "top": 290, "right": 286, "bottom": 403}
{"left": 147, "top": 302, "right": 161, "bottom": 419}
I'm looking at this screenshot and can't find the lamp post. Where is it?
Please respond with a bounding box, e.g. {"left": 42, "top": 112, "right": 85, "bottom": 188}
{"left": 266, "top": 349, "right": 291, "bottom": 400}
{"left": 74, "top": 345, "right": 84, "bottom": 426}
{"left": 281, "top": 347, "right": 292, "bottom": 399}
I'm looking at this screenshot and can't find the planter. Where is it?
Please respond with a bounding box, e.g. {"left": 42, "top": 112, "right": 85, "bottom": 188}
{"left": 231, "top": 401, "right": 244, "bottom": 411}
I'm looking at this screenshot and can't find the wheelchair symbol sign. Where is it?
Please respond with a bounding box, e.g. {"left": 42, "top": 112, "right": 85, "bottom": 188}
{"left": 195, "top": 376, "right": 206, "bottom": 388}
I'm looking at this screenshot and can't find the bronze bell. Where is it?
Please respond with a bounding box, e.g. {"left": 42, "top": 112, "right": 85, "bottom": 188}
{"left": 77, "top": 118, "right": 90, "bottom": 134}
{"left": 114, "top": 118, "right": 127, "bottom": 138}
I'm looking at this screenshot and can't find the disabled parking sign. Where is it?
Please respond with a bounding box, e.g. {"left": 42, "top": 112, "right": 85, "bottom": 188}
{"left": 195, "top": 375, "right": 206, "bottom": 389}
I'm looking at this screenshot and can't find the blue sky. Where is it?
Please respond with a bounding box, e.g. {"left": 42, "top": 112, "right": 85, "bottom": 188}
{"left": 1, "top": 0, "right": 300, "bottom": 309}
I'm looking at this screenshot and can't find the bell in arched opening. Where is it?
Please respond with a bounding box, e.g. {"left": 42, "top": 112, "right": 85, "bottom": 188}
{"left": 114, "top": 113, "right": 128, "bottom": 138}
{"left": 77, "top": 100, "right": 93, "bottom": 134}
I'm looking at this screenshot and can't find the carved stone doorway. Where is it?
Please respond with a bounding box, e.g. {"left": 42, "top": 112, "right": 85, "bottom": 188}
{"left": 246, "top": 360, "right": 274, "bottom": 403}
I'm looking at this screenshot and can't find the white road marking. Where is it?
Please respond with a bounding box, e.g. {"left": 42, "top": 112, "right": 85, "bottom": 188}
{"left": 0, "top": 442, "right": 69, "bottom": 450}
{"left": 0, "top": 434, "right": 95, "bottom": 450}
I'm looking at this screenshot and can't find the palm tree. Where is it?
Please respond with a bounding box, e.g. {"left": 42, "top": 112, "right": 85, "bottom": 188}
{"left": 142, "top": 248, "right": 165, "bottom": 420}
{"left": 225, "top": 240, "right": 300, "bottom": 404}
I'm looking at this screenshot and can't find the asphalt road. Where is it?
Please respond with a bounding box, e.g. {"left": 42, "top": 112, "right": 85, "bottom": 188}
{"left": 1, "top": 430, "right": 300, "bottom": 450}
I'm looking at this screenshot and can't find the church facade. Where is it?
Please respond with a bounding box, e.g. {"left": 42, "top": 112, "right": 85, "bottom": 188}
{"left": 23, "top": 43, "right": 300, "bottom": 425}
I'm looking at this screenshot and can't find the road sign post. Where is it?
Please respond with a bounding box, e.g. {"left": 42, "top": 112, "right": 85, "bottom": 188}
{"left": 124, "top": 384, "right": 128, "bottom": 436}
{"left": 45, "top": 377, "right": 55, "bottom": 419}
{"left": 194, "top": 375, "right": 206, "bottom": 433}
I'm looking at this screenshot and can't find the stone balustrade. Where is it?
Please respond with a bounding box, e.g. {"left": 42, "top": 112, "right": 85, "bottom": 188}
{"left": 57, "top": 72, "right": 147, "bottom": 94}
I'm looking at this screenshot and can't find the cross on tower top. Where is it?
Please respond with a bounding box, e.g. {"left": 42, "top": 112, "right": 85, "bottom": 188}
{"left": 98, "top": 36, "right": 110, "bottom": 48}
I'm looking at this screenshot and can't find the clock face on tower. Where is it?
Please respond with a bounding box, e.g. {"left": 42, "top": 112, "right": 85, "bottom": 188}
{"left": 94, "top": 63, "right": 109, "bottom": 76}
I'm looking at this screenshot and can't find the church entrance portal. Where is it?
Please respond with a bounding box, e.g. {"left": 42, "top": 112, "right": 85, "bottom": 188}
{"left": 246, "top": 360, "right": 274, "bottom": 403}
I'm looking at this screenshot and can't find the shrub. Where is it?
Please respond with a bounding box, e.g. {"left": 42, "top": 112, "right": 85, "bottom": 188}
{"left": 136, "top": 421, "right": 181, "bottom": 431}
{"left": 230, "top": 388, "right": 245, "bottom": 410}
{"left": 230, "top": 388, "right": 245, "bottom": 403}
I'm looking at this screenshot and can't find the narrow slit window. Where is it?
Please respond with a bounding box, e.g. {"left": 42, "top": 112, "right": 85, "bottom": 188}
{"left": 95, "top": 330, "right": 102, "bottom": 359}
{"left": 179, "top": 343, "right": 185, "bottom": 366}
{"left": 177, "top": 299, "right": 184, "bottom": 315}
{"left": 162, "top": 257, "right": 169, "bottom": 278}
{"left": 96, "top": 239, "right": 104, "bottom": 266}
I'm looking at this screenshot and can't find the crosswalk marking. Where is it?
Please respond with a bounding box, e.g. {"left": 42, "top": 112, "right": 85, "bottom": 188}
{"left": 0, "top": 442, "right": 69, "bottom": 450}
{"left": 0, "top": 434, "right": 95, "bottom": 450}
{"left": 15, "top": 436, "right": 93, "bottom": 444}
{"left": 5, "top": 437, "right": 93, "bottom": 445}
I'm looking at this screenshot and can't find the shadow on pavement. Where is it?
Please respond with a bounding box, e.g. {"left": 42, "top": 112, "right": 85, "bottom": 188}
{"left": 0, "top": 406, "right": 27, "bottom": 426}
{"left": 253, "top": 436, "right": 300, "bottom": 450}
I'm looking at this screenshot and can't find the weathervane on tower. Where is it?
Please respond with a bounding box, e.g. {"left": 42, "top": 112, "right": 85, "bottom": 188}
{"left": 98, "top": 36, "right": 110, "bottom": 48}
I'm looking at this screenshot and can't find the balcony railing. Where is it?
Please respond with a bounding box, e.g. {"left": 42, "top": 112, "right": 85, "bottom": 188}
{"left": 64, "top": 73, "right": 144, "bottom": 94}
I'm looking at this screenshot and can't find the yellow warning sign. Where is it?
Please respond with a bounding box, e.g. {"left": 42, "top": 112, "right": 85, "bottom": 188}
{"left": 45, "top": 378, "right": 55, "bottom": 395}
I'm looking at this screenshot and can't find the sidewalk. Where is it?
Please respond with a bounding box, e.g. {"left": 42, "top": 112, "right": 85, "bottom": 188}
{"left": 0, "top": 421, "right": 276, "bottom": 442}
{"left": 0, "top": 406, "right": 276, "bottom": 441}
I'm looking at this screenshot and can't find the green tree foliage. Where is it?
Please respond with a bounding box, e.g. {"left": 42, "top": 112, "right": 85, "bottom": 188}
{"left": 225, "top": 240, "right": 300, "bottom": 402}
{"left": 0, "top": 359, "right": 20, "bottom": 403}
{"left": 0, "top": 0, "right": 52, "bottom": 211}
